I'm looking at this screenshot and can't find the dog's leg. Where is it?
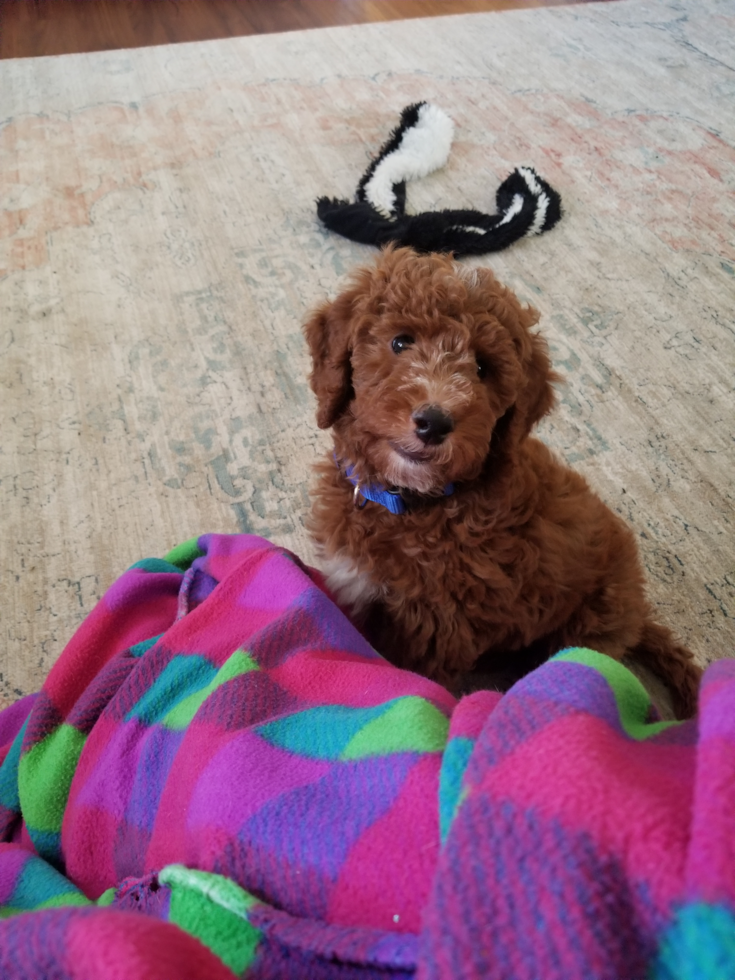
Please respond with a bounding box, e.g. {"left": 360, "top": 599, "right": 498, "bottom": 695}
{"left": 628, "top": 621, "right": 702, "bottom": 719}
{"left": 567, "top": 617, "right": 701, "bottom": 720}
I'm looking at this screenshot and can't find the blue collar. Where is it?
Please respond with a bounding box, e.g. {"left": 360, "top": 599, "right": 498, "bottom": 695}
{"left": 342, "top": 461, "right": 454, "bottom": 515}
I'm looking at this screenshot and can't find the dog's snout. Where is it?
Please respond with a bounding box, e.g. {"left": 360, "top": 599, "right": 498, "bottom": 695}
{"left": 412, "top": 405, "right": 454, "bottom": 445}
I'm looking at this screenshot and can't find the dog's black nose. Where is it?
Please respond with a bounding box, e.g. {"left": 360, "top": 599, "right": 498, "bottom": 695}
{"left": 412, "top": 406, "right": 454, "bottom": 445}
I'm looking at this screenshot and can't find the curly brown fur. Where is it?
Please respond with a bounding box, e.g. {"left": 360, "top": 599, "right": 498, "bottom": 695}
{"left": 303, "top": 246, "right": 701, "bottom": 717}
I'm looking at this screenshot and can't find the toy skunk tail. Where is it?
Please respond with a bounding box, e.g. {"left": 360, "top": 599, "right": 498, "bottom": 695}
{"left": 316, "top": 102, "right": 563, "bottom": 258}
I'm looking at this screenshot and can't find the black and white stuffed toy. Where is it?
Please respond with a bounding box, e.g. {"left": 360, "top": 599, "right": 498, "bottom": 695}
{"left": 317, "top": 102, "right": 562, "bottom": 257}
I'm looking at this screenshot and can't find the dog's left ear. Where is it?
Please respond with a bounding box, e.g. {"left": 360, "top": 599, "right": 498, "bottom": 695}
{"left": 470, "top": 268, "right": 559, "bottom": 442}
{"left": 509, "top": 307, "right": 559, "bottom": 441}
{"left": 303, "top": 292, "right": 356, "bottom": 429}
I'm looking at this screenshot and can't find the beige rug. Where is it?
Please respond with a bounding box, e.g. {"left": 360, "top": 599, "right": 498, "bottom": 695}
{"left": 1, "top": 0, "right": 734, "bottom": 708}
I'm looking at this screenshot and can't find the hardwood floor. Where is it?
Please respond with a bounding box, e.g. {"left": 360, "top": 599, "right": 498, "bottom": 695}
{"left": 0, "top": 0, "right": 612, "bottom": 59}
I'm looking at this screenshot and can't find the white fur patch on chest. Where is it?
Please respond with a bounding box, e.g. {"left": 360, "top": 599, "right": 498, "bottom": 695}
{"left": 321, "top": 553, "right": 382, "bottom": 618}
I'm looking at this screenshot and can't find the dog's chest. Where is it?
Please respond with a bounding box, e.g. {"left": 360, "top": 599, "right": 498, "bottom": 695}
{"left": 330, "top": 502, "right": 536, "bottom": 618}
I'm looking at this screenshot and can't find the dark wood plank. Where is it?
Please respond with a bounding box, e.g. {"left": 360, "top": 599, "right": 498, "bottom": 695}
{"left": 0, "top": 0, "right": 614, "bottom": 60}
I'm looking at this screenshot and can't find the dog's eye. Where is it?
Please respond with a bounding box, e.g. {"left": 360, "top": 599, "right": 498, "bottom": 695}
{"left": 476, "top": 357, "right": 489, "bottom": 380}
{"left": 391, "top": 334, "right": 415, "bottom": 354}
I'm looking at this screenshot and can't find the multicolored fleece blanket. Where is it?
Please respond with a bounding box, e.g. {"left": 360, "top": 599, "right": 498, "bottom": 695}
{"left": 1, "top": 533, "right": 734, "bottom": 979}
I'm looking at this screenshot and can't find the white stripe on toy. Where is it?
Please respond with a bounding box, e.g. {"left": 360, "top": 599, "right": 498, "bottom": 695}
{"left": 496, "top": 193, "right": 526, "bottom": 227}
{"left": 518, "top": 166, "right": 550, "bottom": 236}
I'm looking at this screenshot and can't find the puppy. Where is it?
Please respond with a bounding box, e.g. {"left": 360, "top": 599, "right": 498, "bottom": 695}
{"left": 303, "top": 246, "right": 701, "bottom": 717}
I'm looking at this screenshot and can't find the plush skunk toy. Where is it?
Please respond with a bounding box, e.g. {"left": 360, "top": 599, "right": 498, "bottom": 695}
{"left": 317, "top": 102, "right": 562, "bottom": 257}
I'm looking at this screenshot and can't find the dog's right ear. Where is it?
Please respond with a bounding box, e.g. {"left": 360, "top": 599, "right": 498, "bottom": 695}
{"left": 303, "top": 292, "right": 356, "bottom": 429}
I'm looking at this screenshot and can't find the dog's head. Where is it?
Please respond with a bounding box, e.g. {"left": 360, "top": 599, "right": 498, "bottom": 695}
{"left": 303, "top": 246, "right": 558, "bottom": 494}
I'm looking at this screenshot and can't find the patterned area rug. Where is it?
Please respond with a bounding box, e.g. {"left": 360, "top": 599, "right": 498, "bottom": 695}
{"left": 1, "top": 0, "right": 733, "bottom": 706}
